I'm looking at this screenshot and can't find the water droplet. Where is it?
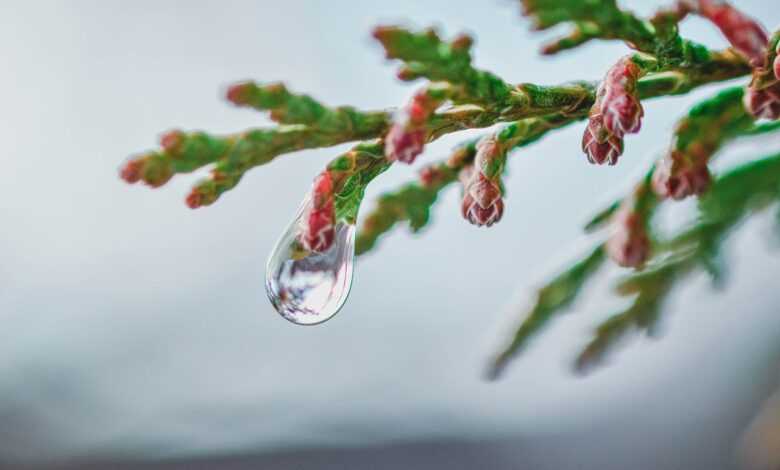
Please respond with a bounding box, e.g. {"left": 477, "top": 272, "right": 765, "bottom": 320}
{"left": 265, "top": 200, "right": 356, "bottom": 325}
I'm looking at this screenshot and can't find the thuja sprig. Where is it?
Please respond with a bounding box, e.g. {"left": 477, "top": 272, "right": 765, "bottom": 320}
{"left": 489, "top": 84, "right": 778, "bottom": 377}
{"left": 121, "top": 19, "right": 748, "bottom": 211}
{"left": 356, "top": 113, "right": 582, "bottom": 251}
{"left": 122, "top": 1, "right": 780, "bottom": 376}
{"left": 355, "top": 161, "right": 458, "bottom": 256}
{"left": 520, "top": 0, "right": 657, "bottom": 55}
{"left": 372, "top": 26, "right": 516, "bottom": 107}
{"left": 490, "top": 150, "right": 780, "bottom": 378}
{"left": 652, "top": 86, "right": 753, "bottom": 199}
{"left": 577, "top": 152, "right": 780, "bottom": 373}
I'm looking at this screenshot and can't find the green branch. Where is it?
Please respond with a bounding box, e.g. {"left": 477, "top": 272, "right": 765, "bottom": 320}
{"left": 123, "top": 22, "right": 749, "bottom": 208}
{"left": 488, "top": 244, "right": 606, "bottom": 379}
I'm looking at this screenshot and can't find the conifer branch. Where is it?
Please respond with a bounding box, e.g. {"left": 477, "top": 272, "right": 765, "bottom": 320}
{"left": 122, "top": 21, "right": 749, "bottom": 208}
{"left": 490, "top": 85, "right": 780, "bottom": 376}
{"left": 576, "top": 152, "right": 780, "bottom": 372}
{"left": 120, "top": 1, "right": 780, "bottom": 382}
{"left": 487, "top": 244, "right": 607, "bottom": 379}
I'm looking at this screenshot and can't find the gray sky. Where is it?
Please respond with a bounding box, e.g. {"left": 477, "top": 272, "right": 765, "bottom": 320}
{"left": 1, "top": 0, "right": 779, "bottom": 462}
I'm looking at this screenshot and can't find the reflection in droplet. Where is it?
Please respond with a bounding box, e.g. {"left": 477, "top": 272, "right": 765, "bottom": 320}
{"left": 265, "top": 201, "right": 355, "bottom": 325}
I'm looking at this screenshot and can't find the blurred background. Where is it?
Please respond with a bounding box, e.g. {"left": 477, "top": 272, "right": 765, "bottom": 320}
{"left": 2, "top": 1, "right": 780, "bottom": 468}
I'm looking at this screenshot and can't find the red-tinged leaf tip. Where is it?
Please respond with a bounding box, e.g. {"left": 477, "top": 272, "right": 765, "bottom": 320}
{"left": 160, "top": 129, "right": 184, "bottom": 154}
{"left": 185, "top": 190, "right": 202, "bottom": 209}
{"left": 451, "top": 33, "right": 473, "bottom": 52}
{"left": 226, "top": 82, "right": 253, "bottom": 106}
{"left": 540, "top": 43, "right": 557, "bottom": 55}
{"left": 371, "top": 26, "right": 394, "bottom": 46}
{"left": 120, "top": 158, "right": 144, "bottom": 184}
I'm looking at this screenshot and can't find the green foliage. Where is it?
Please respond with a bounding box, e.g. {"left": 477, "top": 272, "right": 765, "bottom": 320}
{"left": 577, "top": 153, "right": 780, "bottom": 371}
{"left": 123, "top": 14, "right": 749, "bottom": 208}
{"left": 493, "top": 148, "right": 780, "bottom": 376}
{"left": 488, "top": 244, "right": 606, "bottom": 379}
{"left": 121, "top": 1, "right": 780, "bottom": 378}
{"left": 372, "top": 26, "right": 513, "bottom": 106}
{"left": 522, "top": 0, "right": 655, "bottom": 55}
{"left": 229, "top": 81, "right": 389, "bottom": 132}
{"left": 355, "top": 163, "right": 458, "bottom": 255}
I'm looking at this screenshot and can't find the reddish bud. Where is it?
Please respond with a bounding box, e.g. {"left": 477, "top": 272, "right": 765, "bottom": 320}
{"left": 310, "top": 170, "right": 333, "bottom": 209}
{"left": 600, "top": 58, "right": 643, "bottom": 136}
{"left": 744, "top": 81, "right": 780, "bottom": 120}
{"left": 774, "top": 42, "right": 780, "bottom": 80}
{"left": 652, "top": 150, "right": 712, "bottom": 200}
{"left": 299, "top": 171, "right": 336, "bottom": 253}
{"left": 384, "top": 89, "right": 441, "bottom": 164}
{"left": 459, "top": 167, "right": 504, "bottom": 227}
{"left": 606, "top": 208, "right": 650, "bottom": 268}
{"left": 582, "top": 57, "right": 641, "bottom": 166}
{"left": 695, "top": 0, "right": 768, "bottom": 66}
{"left": 301, "top": 209, "right": 336, "bottom": 253}
{"left": 582, "top": 116, "right": 624, "bottom": 165}
{"left": 120, "top": 158, "right": 144, "bottom": 184}
{"left": 385, "top": 125, "right": 425, "bottom": 164}
{"left": 603, "top": 93, "right": 643, "bottom": 136}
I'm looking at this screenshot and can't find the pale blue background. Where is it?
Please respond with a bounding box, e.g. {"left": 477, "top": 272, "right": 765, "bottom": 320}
{"left": 1, "top": 0, "right": 779, "bottom": 466}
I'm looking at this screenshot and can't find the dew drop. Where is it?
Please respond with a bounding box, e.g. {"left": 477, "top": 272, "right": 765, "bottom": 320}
{"left": 265, "top": 200, "right": 356, "bottom": 325}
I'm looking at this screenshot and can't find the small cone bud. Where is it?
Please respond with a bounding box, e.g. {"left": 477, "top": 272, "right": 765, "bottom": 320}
{"left": 384, "top": 89, "right": 441, "bottom": 164}
{"left": 384, "top": 125, "right": 425, "bottom": 164}
{"left": 582, "top": 116, "right": 624, "bottom": 165}
{"left": 696, "top": 0, "right": 769, "bottom": 67}
{"left": 606, "top": 207, "right": 650, "bottom": 268}
{"left": 299, "top": 171, "right": 336, "bottom": 253}
{"left": 744, "top": 81, "right": 780, "bottom": 120}
{"left": 459, "top": 137, "right": 506, "bottom": 227}
{"left": 460, "top": 168, "right": 504, "bottom": 227}
{"left": 582, "top": 57, "right": 641, "bottom": 166}
{"left": 652, "top": 150, "right": 712, "bottom": 200}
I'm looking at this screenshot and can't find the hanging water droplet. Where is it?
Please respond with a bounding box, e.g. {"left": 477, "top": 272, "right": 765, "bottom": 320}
{"left": 265, "top": 200, "right": 356, "bottom": 325}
